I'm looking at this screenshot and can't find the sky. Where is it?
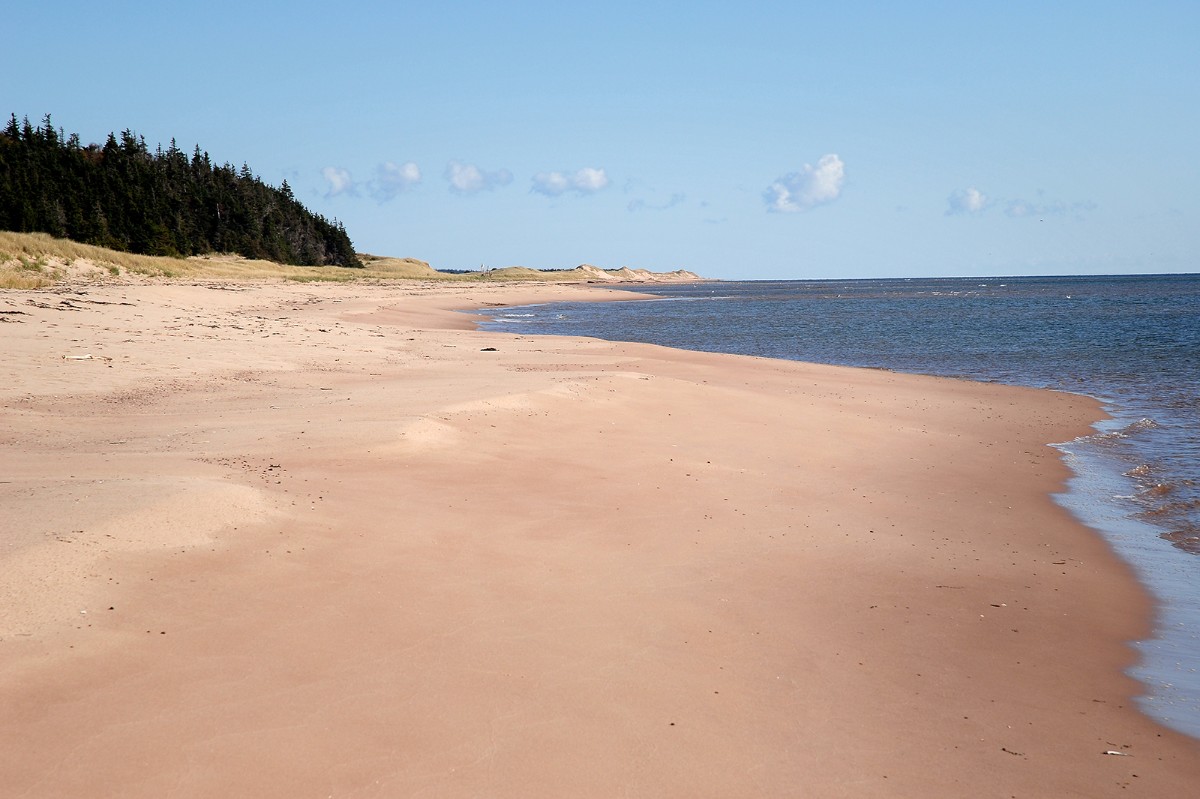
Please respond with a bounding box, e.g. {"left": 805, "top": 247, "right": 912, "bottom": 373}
{"left": 6, "top": 1, "right": 1199, "bottom": 279}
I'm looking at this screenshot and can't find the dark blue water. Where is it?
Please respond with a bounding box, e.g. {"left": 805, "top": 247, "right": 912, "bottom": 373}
{"left": 480, "top": 274, "right": 1200, "bottom": 737}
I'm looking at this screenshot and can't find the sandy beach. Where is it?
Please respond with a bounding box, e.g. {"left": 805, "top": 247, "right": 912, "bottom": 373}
{"left": 2, "top": 279, "right": 1197, "bottom": 797}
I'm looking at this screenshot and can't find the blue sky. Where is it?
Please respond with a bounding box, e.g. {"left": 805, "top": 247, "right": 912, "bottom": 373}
{"left": 7, "top": 1, "right": 1198, "bottom": 279}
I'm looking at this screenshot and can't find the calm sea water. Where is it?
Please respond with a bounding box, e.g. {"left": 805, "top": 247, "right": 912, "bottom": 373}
{"left": 480, "top": 274, "right": 1200, "bottom": 738}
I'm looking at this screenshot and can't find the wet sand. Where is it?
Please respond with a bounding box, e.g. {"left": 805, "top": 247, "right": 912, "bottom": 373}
{"left": 2, "top": 280, "right": 1197, "bottom": 797}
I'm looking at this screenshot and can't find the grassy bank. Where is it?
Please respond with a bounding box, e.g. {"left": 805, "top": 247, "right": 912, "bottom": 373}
{"left": 0, "top": 232, "right": 698, "bottom": 288}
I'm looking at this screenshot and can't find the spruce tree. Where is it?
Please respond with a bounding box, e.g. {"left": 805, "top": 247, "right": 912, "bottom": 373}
{"left": 0, "top": 115, "right": 362, "bottom": 267}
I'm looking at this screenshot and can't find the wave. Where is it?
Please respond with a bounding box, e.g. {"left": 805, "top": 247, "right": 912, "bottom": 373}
{"left": 1160, "top": 524, "right": 1200, "bottom": 555}
{"left": 1081, "top": 417, "right": 1162, "bottom": 447}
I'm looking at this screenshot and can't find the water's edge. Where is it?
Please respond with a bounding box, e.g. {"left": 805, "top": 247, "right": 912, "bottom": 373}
{"left": 1054, "top": 413, "right": 1200, "bottom": 739}
{"left": 472, "top": 295, "right": 1200, "bottom": 740}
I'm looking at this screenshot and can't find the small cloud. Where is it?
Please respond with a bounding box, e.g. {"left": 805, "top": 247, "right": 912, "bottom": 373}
{"left": 445, "top": 161, "right": 513, "bottom": 195}
{"left": 572, "top": 167, "right": 609, "bottom": 192}
{"left": 946, "top": 186, "right": 989, "bottom": 216}
{"left": 322, "top": 166, "right": 356, "bottom": 198}
{"left": 532, "top": 171, "right": 570, "bottom": 196}
{"left": 532, "top": 167, "right": 610, "bottom": 197}
{"left": 370, "top": 161, "right": 421, "bottom": 202}
{"left": 946, "top": 187, "right": 1096, "bottom": 219}
{"left": 628, "top": 192, "right": 686, "bottom": 213}
{"left": 1005, "top": 198, "right": 1097, "bottom": 218}
{"left": 764, "top": 154, "right": 845, "bottom": 213}
{"left": 1005, "top": 200, "right": 1034, "bottom": 218}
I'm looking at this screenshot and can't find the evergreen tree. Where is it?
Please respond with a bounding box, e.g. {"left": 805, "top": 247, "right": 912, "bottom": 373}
{"left": 0, "top": 114, "right": 362, "bottom": 267}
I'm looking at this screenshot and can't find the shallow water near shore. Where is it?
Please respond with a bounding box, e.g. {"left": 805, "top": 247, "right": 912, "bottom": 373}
{"left": 480, "top": 273, "right": 1200, "bottom": 738}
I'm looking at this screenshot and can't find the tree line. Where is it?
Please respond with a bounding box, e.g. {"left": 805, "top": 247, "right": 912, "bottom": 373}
{"left": 0, "top": 114, "right": 361, "bottom": 267}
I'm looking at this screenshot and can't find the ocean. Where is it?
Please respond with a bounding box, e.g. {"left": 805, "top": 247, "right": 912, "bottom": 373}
{"left": 479, "top": 274, "right": 1200, "bottom": 739}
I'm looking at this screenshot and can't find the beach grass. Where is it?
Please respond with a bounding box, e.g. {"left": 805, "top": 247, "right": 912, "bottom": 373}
{"left": 0, "top": 232, "right": 673, "bottom": 287}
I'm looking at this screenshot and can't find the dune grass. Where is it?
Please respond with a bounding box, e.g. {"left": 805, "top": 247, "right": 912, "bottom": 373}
{"left": 0, "top": 231, "right": 691, "bottom": 289}
{"left": 0, "top": 233, "right": 470, "bottom": 287}
{"left": 1, "top": 232, "right": 195, "bottom": 287}
{"left": 0, "top": 233, "right": 493, "bottom": 288}
{"left": 0, "top": 255, "right": 59, "bottom": 289}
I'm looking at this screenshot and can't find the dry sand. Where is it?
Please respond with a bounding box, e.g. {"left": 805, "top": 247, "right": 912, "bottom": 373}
{"left": 1, "top": 280, "right": 1197, "bottom": 797}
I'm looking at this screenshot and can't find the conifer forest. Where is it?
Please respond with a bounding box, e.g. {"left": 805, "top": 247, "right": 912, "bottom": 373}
{"left": 0, "top": 115, "right": 361, "bottom": 267}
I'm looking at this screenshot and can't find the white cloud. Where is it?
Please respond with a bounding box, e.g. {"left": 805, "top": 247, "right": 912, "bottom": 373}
{"left": 532, "top": 171, "right": 570, "bottom": 195}
{"left": 572, "top": 167, "right": 609, "bottom": 192}
{"left": 946, "top": 186, "right": 989, "bottom": 215}
{"left": 763, "top": 154, "right": 845, "bottom": 212}
{"left": 321, "top": 166, "right": 356, "bottom": 197}
{"left": 370, "top": 161, "right": 421, "bottom": 201}
{"left": 445, "top": 161, "right": 513, "bottom": 194}
{"left": 532, "top": 167, "right": 610, "bottom": 197}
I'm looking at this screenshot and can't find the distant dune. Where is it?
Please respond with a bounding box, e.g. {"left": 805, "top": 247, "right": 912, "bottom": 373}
{"left": 357, "top": 254, "right": 705, "bottom": 284}
{"left": 565, "top": 263, "right": 704, "bottom": 282}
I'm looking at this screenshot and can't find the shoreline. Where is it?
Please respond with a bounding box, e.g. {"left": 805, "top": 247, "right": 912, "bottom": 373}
{"left": 1051, "top": 428, "right": 1200, "bottom": 740}
{"left": 479, "top": 283, "right": 1200, "bottom": 739}
{"left": 2, "top": 280, "right": 1197, "bottom": 796}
